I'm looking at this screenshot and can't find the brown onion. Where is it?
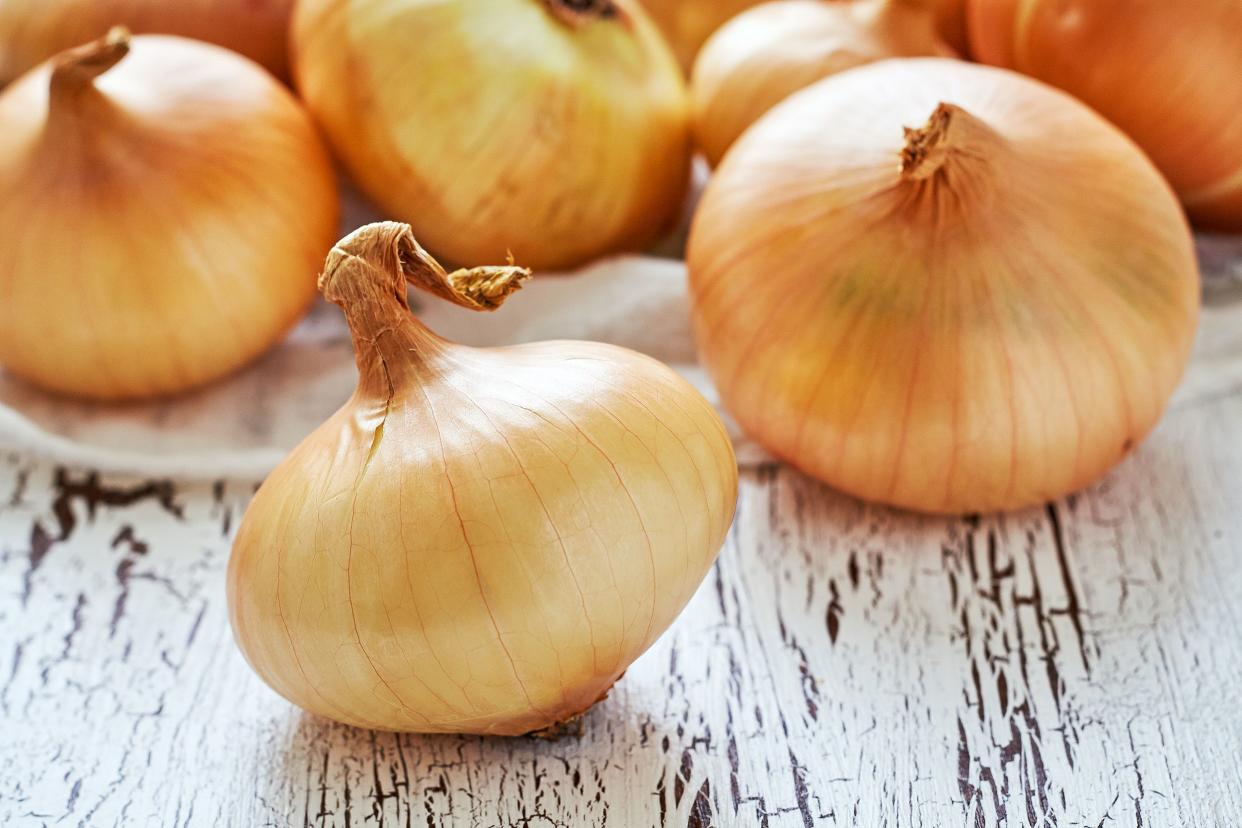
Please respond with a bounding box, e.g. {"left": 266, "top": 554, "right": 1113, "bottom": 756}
{"left": 969, "top": 0, "right": 1242, "bottom": 230}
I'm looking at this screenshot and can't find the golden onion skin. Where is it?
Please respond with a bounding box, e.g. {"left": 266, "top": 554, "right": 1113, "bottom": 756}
{"left": 292, "top": 0, "right": 691, "bottom": 271}
{"left": 0, "top": 0, "right": 296, "bottom": 83}
{"left": 228, "top": 223, "right": 738, "bottom": 735}
{"left": 969, "top": 0, "right": 1242, "bottom": 230}
{"left": 688, "top": 59, "right": 1199, "bottom": 515}
{"left": 692, "top": 0, "right": 955, "bottom": 167}
{"left": 0, "top": 34, "right": 338, "bottom": 400}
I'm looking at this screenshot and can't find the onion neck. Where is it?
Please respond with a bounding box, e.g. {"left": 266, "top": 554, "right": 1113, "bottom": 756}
{"left": 320, "top": 222, "right": 530, "bottom": 399}
{"left": 48, "top": 26, "right": 130, "bottom": 120}
{"left": 900, "top": 102, "right": 1003, "bottom": 182}
{"left": 541, "top": 0, "right": 622, "bottom": 28}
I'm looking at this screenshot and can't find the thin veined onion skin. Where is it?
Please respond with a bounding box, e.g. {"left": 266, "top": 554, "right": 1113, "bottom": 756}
{"left": 968, "top": 0, "right": 1242, "bottom": 230}
{"left": 0, "top": 31, "right": 338, "bottom": 401}
{"left": 692, "top": 0, "right": 955, "bottom": 167}
{"left": 0, "top": 0, "right": 296, "bottom": 84}
{"left": 636, "top": 0, "right": 767, "bottom": 71}
{"left": 227, "top": 223, "right": 738, "bottom": 736}
{"left": 688, "top": 59, "right": 1199, "bottom": 515}
{"left": 292, "top": 0, "right": 690, "bottom": 272}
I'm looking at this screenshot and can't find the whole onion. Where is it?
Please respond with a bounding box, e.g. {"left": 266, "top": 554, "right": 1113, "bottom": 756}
{"left": 0, "top": 0, "right": 296, "bottom": 84}
{"left": 293, "top": 0, "right": 691, "bottom": 271}
{"left": 688, "top": 59, "right": 1200, "bottom": 514}
{"left": 228, "top": 223, "right": 738, "bottom": 735}
{"left": 969, "top": 0, "right": 1242, "bottom": 230}
{"left": 692, "top": 0, "right": 955, "bottom": 167}
{"left": 0, "top": 30, "right": 338, "bottom": 400}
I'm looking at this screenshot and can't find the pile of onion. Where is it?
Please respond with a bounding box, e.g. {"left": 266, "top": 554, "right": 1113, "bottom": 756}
{"left": 293, "top": 0, "right": 690, "bottom": 272}
{"left": 0, "top": 29, "right": 338, "bottom": 400}
{"left": 688, "top": 58, "right": 1200, "bottom": 514}
{"left": 227, "top": 222, "right": 738, "bottom": 735}
{"left": 692, "top": 0, "right": 956, "bottom": 166}
{"left": 0, "top": 0, "right": 296, "bottom": 84}
{"left": 969, "top": 0, "right": 1242, "bottom": 230}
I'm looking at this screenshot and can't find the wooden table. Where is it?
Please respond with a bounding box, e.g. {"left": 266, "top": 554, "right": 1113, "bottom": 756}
{"left": 3, "top": 280, "right": 1241, "bottom": 827}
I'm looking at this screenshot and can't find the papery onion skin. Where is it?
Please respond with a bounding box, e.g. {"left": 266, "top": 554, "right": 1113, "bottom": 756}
{"left": 292, "top": 0, "right": 690, "bottom": 272}
{"left": 692, "top": 0, "right": 955, "bottom": 167}
{"left": 227, "top": 222, "right": 738, "bottom": 736}
{"left": 969, "top": 0, "right": 1242, "bottom": 230}
{"left": 0, "top": 0, "right": 296, "bottom": 84}
{"left": 688, "top": 58, "right": 1199, "bottom": 515}
{"left": 637, "top": 0, "right": 767, "bottom": 71}
{"left": 0, "top": 31, "right": 338, "bottom": 401}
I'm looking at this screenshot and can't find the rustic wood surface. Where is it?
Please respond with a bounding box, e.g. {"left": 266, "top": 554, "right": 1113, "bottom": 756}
{"left": 2, "top": 298, "right": 1241, "bottom": 827}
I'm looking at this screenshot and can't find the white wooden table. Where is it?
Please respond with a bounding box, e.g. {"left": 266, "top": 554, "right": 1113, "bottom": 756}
{"left": 2, "top": 262, "right": 1241, "bottom": 827}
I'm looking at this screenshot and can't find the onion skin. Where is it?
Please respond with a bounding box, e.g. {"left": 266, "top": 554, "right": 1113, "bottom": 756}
{"left": 0, "top": 0, "right": 296, "bottom": 84}
{"left": 969, "top": 0, "right": 1242, "bottom": 231}
{"left": 293, "top": 0, "right": 690, "bottom": 272}
{"left": 637, "top": 0, "right": 767, "bottom": 71}
{"left": 692, "top": 0, "right": 955, "bottom": 167}
{"left": 688, "top": 58, "right": 1199, "bottom": 515}
{"left": 0, "top": 31, "right": 338, "bottom": 401}
{"left": 227, "top": 223, "right": 738, "bottom": 735}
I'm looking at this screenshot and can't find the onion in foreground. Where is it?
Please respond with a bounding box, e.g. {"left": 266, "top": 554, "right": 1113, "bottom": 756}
{"left": 0, "top": 30, "right": 338, "bottom": 401}
{"left": 0, "top": 0, "right": 296, "bottom": 84}
{"left": 692, "top": 0, "right": 955, "bottom": 167}
{"left": 293, "top": 0, "right": 690, "bottom": 272}
{"left": 969, "top": 0, "right": 1242, "bottom": 230}
{"left": 689, "top": 59, "right": 1199, "bottom": 514}
{"left": 227, "top": 222, "right": 738, "bottom": 735}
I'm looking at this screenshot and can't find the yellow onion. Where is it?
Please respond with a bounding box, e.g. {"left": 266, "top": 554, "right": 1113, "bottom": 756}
{"left": 692, "top": 0, "right": 955, "bottom": 167}
{"left": 293, "top": 0, "right": 690, "bottom": 272}
{"left": 969, "top": 0, "right": 1242, "bottom": 230}
{"left": 0, "top": 0, "right": 296, "bottom": 84}
{"left": 637, "top": 0, "right": 767, "bottom": 71}
{"left": 688, "top": 58, "right": 1199, "bottom": 514}
{"left": 227, "top": 222, "right": 738, "bottom": 735}
{"left": 0, "top": 30, "right": 338, "bottom": 401}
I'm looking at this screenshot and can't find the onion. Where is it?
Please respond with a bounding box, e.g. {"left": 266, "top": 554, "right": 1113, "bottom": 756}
{"left": 692, "top": 0, "right": 955, "bottom": 167}
{"left": 0, "top": 30, "right": 338, "bottom": 401}
{"left": 293, "top": 0, "right": 690, "bottom": 272}
{"left": 969, "top": 0, "right": 1242, "bottom": 230}
{"left": 637, "top": 0, "right": 767, "bottom": 71}
{"left": 921, "top": 0, "right": 967, "bottom": 53}
{"left": 0, "top": 0, "right": 296, "bottom": 84}
{"left": 688, "top": 58, "right": 1200, "bottom": 514}
{"left": 227, "top": 222, "right": 738, "bottom": 735}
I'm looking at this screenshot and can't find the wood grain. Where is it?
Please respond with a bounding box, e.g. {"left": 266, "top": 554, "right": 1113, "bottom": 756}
{"left": 2, "top": 306, "right": 1241, "bottom": 827}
